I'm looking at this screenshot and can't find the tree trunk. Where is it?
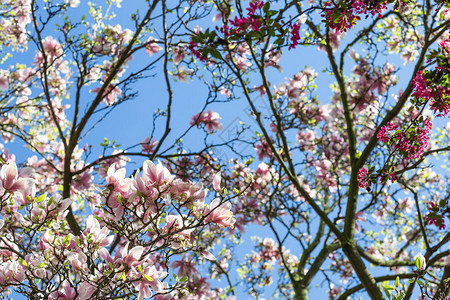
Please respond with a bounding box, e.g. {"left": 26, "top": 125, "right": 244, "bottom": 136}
{"left": 293, "top": 282, "right": 308, "bottom": 300}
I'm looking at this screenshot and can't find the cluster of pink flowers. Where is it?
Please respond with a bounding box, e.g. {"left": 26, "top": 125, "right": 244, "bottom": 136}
{"left": 0, "top": 155, "right": 237, "bottom": 298}
{"left": 188, "top": 41, "right": 206, "bottom": 62}
{"left": 322, "top": 0, "right": 387, "bottom": 32}
{"left": 229, "top": 1, "right": 265, "bottom": 34}
{"left": 0, "top": 0, "right": 32, "bottom": 51}
{"left": 426, "top": 202, "right": 446, "bottom": 230}
{"left": 377, "top": 119, "right": 432, "bottom": 161}
{"left": 190, "top": 110, "right": 223, "bottom": 134}
{"left": 377, "top": 121, "right": 398, "bottom": 143}
{"left": 395, "top": 119, "right": 432, "bottom": 160}
{"left": 91, "top": 24, "right": 133, "bottom": 56}
{"left": 357, "top": 167, "right": 369, "bottom": 189}
{"left": 34, "top": 36, "right": 64, "bottom": 66}
{"left": 329, "top": 251, "right": 353, "bottom": 283}
{"left": 90, "top": 85, "right": 122, "bottom": 106}
{"left": 412, "top": 70, "right": 450, "bottom": 117}
{"left": 288, "top": 23, "right": 301, "bottom": 50}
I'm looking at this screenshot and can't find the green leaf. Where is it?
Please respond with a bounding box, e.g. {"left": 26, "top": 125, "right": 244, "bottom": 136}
{"left": 36, "top": 194, "right": 47, "bottom": 203}
{"left": 64, "top": 234, "right": 70, "bottom": 246}
{"left": 395, "top": 276, "right": 399, "bottom": 288}
{"left": 267, "top": 10, "right": 277, "bottom": 17}
{"left": 415, "top": 256, "right": 423, "bottom": 270}
{"left": 209, "top": 48, "right": 223, "bottom": 60}
{"left": 274, "top": 37, "right": 284, "bottom": 45}
{"left": 191, "top": 36, "right": 203, "bottom": 44}
{"left": 384, "top": 288, "right": 391, "bottom": 299}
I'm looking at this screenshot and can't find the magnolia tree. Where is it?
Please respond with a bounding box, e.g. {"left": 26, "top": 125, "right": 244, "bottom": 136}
{"left": 0, "top": 0, "right": 449, "bottom": 299}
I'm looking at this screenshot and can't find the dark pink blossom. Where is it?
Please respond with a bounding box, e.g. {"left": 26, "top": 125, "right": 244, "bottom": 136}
{"left": 357, "top": 167, "right": 369, "bottom": 189}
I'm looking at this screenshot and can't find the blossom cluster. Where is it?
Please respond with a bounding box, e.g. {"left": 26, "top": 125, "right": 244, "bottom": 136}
{"left": 228, "top": 1, "right": 265, "bottom": 34}
{"left": 412, "top": 69, "right": 450, "bottom": 118}
{"left": 322, "top": 0, "right": 387, "bottom": 32}
{"left": 0, "top": 158, "right": 236, "bottom": 298}
{"left": 377, "top": 118, "right": 432, "bottom": 161}
{"left": 0, "top": 0, "right": 32, "bottom": 51}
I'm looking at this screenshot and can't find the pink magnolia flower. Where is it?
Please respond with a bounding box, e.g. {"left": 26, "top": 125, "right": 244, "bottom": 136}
{"left": 328, "top": 283, "right": 343, "bottom": 298}
{"left": 67, "top": 251, "right": 87, "bottom": 271}
{"left": 0, "top": 70, "right": 9, "bottom": 90}
{"left": 173, "top": 66, "right": 193, "bottom": 83}
{"left": 0, "top": 260, "right": 25, "bottom": 287}
{"left": 135, "top": 265, "right": 167, "bottom": 300}
{"left": 161, "top": 215, "right": 194, "bottom": 249}
{"left": 82, "top": 215, "right": 114, "bottom": 247}
{"left": 1, "top": 162, "right": 35, "bottom": 194}
{"left": 146, "top": 38, "right": 162, "bottom": 56}
{"left": 140, "top": 136, "right": 158, "bottom": 154}
{"left": 90, "top": 85, "right": 122, "bottom": 106}
{"left": 49, "top": 280, "right": 76, "bottom": 300}
{"left": 76, "top": 282, "right": 96, "bottom": 300}
{"left": 213, "top": 172, "right": 221, "bottom": 192}
{"left": 296, "top": 129, "right": 316, "bottom": 151}
{"left": 142, "top": 160, "right": 174, "bottom": 187}
{"left": 106, "top": 163, "right": 132, "bottom": 197}
{"left": 34, "top": 36, "right": 63, "bottom": 65}
{"left": 190, "top": 110, "right": 223, "bottom": 134}
{"left": 171, "top": 255, "right": 198, "bottom": 278}
{"left": 254, "top": 137, "right": 273, "bottom": 161}
{"left": 204, "top": 198, "right": 235, "bottom": 228}
{"left": 170, "top": 179, "right": 207, "bottom": 203}
{"left": 201, "top": 250, "right": 216, "bottom": 261}
{"left": 46, "top": 194, "right": 73, "bottom": 217}
{"left": 172, "top": 46, "right": 185, "bottom": 65}
{"left": 121, "top": 244, "right": 145, "bottom": 267}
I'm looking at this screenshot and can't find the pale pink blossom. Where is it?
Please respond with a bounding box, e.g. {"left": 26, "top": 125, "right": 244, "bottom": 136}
{"left": 49, "top": 280, "right": 76, "bottom": 300}
{"left": 122, "top": 244, "right": 144, "bottom": 267}
{"left": 146, "top": 38, "right": 162, "bottom": 56}
{"left": 0, "top": 70, "right": 9, "bottom": 90}
{"left": 173, "top": 66, "right": 193, "bottom": 83}
{"left": 204, "top": 198, "right": 235, "bottom": 228}
{"left": 82, "top": 215, "right": 114, "bottom": 247}
{"left": 106, "top": 163, "right": 132, "bottom": 197}
{"left": 77, "top": 282, "right": 96, "bottom": 300}
{"left": 140, "top": 136, "right": 158, "bottom": 154}
{"left": 1, "top": 162, "right": 35, "bottom": 194}
{"left": 213, "top": 172, "right": 221, "bottom": 192}
{"left": 355, "top": 211, "right": 366, "bottom": 232}
{"left": 90, "top": 85, "right": 122, "bottom": 106}
{"left": 142, "top": 160, "right": 174, "bottom": 187}
{"left": 172, "top": 46, "right": 185, "bottom": 65}
{"left": 190, "top": 110, "right": 223, "bottom": 134}
{"left": 201, "top": 250, "right": 216, "bottom": 261}
{"left": 68, "top": 0, "right": 80, "bottom": 7}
